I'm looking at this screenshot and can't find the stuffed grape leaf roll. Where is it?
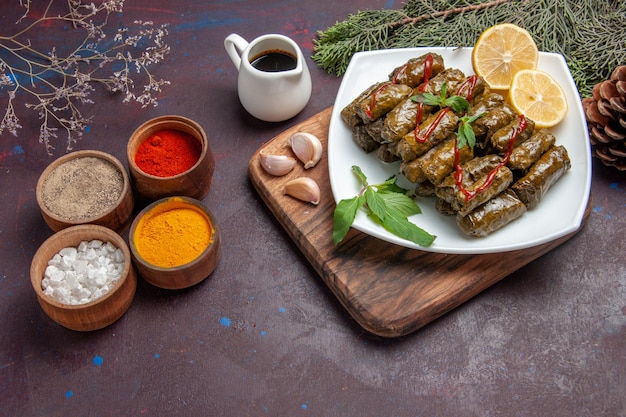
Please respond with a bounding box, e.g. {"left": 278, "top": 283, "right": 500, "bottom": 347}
{"left": 354, "top": 82, "right": 413, "bottom": 124}
{"left": 512, "top": 145, "right": 571, "bottom": 209}
{"left": 507, "top": 130, "right": 556, "bottom": 172}
{"left": 436, "top": 155, "right": 513, "bottom": 216}
{"left": 456, "top": 189, "right": 527, "bottom": 237}
{"left": 490, "top": 116, "right": 536, "bottom": 154}
{"left": 396, "top": 108, "right": 459, "bottom": 162}
{"left": 340, "top": 83, "right": 379, "bottom": 127}
{"left": 388, "top": 53, "right": 445, "bottom": 87}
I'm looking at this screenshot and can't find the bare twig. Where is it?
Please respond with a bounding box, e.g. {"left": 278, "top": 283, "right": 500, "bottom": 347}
{"left": 0, "top": 0, "right": 170, "bottom": 153}
{"left": 390, "top": 0, "right": 512, "bottom": 28}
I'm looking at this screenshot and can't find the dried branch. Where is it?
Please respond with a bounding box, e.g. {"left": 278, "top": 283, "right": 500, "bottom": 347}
{"left": 390, "top": 0, "right": 512, "bottom": 28}
{"left": 0, "top": 0, "right": 171, "bottom": 153}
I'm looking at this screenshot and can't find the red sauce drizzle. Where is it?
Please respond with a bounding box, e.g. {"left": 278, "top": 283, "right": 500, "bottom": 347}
{"left": 413, "top": 54, "right": 434, "bottom": 141}
{"left": 456, "top": 75, "right": 478, "bottom": 102}
{"left": 415, "top": 108, "right": 450, "bottom": 143}
{"left": 418, "top": 54, "right": 434, "bottom": 92}
{"left": 454, "top": 114, "right": 527, "bottom": 202}
{"left": 365, "top": 82, "right": 392, "bottom": 119}
{"left": 392, "top": 63, "right": 409, "bottom": 84}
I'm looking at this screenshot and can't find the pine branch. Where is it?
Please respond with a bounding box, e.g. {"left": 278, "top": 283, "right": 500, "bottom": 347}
{"left": 312, "top": 0, "right": 626, "bottom": 98}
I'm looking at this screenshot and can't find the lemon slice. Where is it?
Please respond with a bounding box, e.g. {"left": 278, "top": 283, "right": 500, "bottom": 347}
{"left": 509, "top": 69, "right": 568, "bottom": 128}
{"left": 472, "top": 23, "right": 539, "bottom": 90}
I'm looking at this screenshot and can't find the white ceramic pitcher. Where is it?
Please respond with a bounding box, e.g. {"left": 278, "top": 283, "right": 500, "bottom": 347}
{"left": 224, "top": 33, "right": 312, "bottom": 122}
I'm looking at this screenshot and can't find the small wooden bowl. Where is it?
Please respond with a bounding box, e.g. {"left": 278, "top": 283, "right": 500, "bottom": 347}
{"left": 36, "top": 150, "right": 134, "bottom": 233}
{"left": 127, "top": 115, "right": 215, "bottom": 202}
{"left": 30, "top": 225, "right": 137, "bottom": 331}
{"left": 129, "top": 196, "right": 222, "bottom": 289}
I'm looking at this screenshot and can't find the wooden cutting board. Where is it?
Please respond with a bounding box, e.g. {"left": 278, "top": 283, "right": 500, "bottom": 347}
{"left": 248, "top": 107, "right": 589, "bottom": 337}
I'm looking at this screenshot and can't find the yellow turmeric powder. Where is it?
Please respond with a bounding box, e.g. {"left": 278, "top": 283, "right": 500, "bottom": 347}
{"left": 133, "top": 198, "right": 213, "bottom": 267}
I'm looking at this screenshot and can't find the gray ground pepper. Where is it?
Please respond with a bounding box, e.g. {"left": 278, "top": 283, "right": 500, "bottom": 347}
{"left": 41, "top": 156, "right": 124, "bottom": 221}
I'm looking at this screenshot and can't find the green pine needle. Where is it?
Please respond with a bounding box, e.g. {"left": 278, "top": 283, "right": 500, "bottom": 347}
{"left": 312, "top": 0, "right": 626, "bottom": 97}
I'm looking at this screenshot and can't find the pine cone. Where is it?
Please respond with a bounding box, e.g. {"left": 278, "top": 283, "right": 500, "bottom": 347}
{"left": 582, "top": 65, "right": 626, "bottom": 171}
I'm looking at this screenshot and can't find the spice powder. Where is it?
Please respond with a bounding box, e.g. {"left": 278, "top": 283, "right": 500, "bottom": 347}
{"left": 134, "top": 201, "right": 213, "bottom": 268}
{"left": 41, "top": 156, "right": 124, "bottom": 221}
{"left": 134, "top": 129, "right": 202, "bottom": 177}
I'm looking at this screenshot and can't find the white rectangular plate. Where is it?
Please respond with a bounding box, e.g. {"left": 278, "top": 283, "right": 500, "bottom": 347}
{"left": 328, "top": 47, "right": 592, "bottom": 254}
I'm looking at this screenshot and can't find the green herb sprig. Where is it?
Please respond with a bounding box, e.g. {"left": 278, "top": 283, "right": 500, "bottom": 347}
{"left": 411, "top": 83, "right": 484, "bottom": 149}
{"left": 457, "top": 113, "right": 484, "bottom": 149}
{"left": 332, "top": 165, "right": 436, "bottom": 246}
{"left": 411, "top": 82, "right": 470, "bottom": 113}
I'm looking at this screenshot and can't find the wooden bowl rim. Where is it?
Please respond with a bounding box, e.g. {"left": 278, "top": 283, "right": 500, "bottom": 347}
{"left": 127, "top": 115, "right": 209, "bottom": 180}
{"left": 129, "top": 196, "right": 220, "bottom": 272}
{"left": 35, "top": 150, "right": 132, "bottom": 225}
{"left": 30, "top": 224, "right": 133, "bottom": 310}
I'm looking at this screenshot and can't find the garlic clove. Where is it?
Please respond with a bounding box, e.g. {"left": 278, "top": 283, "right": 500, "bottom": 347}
{"left": 289, "top": 132, "right": 323, "bottom": 169}
{"left": 284, "top": 177, "right": 321, "bottom": 205}
{"left": 259, "top": 151, "right": 296, "bottom": 176}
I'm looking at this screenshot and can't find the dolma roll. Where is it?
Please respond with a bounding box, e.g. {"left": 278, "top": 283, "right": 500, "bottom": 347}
{"left": 376, "top": 143, "right": 400, "bottom": 163}
{"left": 380, "top": 89, "right": 434, "bottom": 143}
{"left": 437, "top": 154, "right": 503, "bottom": 200}
{"left": 400, "top": 156, "right": 427, "bottom": 184}
{"left": 507, "top": 130, "right": 556, "bottom": 172}
{"left": 365, "top": 118, "right": 385, "bottom": 143}
{"left": 490, "top": 116, "right": 535, "bottom": 154}
{"left": 469, "top": 92, "right": 505, "bottom": 116}
{"left": 421, "top": 134, "right": 474, "bottom": 186}
{"left": 421, "top": 68, "right": 467, "bottom": 97}
{"left": 388, "top": 53, "right": 445, "bottom": 87}
{"left": 435, "top": 197, "right": 457, "bottom": 216}
{"left": 512, "top": 145, "right": 571, "bottom": 209}
{"left": 457, "top": 189, "right": 527, "bottom": 237}
{"left": 415, "top": 180, "right": 436, "bottom": 197}
{"left": 341, "top": 83, "right": 379, "bottom": 127}
{"left": 472, "top": 103, "right": 517, "bottom": 150}
{"left": 354, "top": 82, "right": 413, "bottom": 123}
{"left": 396, "top": 108, "right": 459, "bottom": 162}
{"left": 352, "top": 125, "right": 379, "bottom": 153}
{"left": 435, "top": 154, "right": 510, "bottom": 216}
{"left": 454, "top": 75, "right": 489, "bottom": 104}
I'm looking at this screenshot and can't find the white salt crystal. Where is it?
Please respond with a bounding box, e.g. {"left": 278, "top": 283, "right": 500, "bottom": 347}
{"left": 53, "top": 287, "right": 70, "bottom": 304}
{"left": 48, "top": 253, "right": 63, "bottom": 268}
{"left": 84, "top": 248, "right": 98, "bottom": 261}
{"left": 88, "top": 239, "right": 103, "bottom": 249}
{"left": 42, "top": 239, "right": 125, "bottom": 305}
{"left": 59, "top": 247, "right": 77, "bottom": 258}
{"left": 112, "top": 249, "right": 124, "bottom": 263}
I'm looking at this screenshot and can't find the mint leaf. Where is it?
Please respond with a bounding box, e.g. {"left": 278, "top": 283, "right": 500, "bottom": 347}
{"left": 411, "top": 82, "right": 470, "bottom": 114}
{"left": 351, "top": 165, "right": 368, "bottom": 186}
{"left": 380, "top": 206, "right": 436, "bottom": 247}
{"left": 457, "top": 112, "right": 485, "bottom": 149}
{"left": 444, "top": 95, "right": 470, "bottom": 113}
{"left": 332, "top": 195, "right": 365, "bottom": 245}
{"left": 365, "top": 187, "right": 387, "bottom": 221}
{"left": 377, "top": 192, "right": 421, "bottom": 217}
{"left": 412, "top": 92, "right": 441, "bottom": 106}
{"left": 376, "top": 176, "right": 406, "bottom": 194}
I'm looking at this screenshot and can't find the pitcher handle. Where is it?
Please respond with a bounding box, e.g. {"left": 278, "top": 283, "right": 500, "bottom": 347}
{"left": 224, "top": 34, "right": 249, "bottom": 70}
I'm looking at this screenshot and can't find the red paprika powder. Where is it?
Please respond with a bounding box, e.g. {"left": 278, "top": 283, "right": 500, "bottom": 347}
{"left": 134, "top": 129, "right": 202, "bottom": 177}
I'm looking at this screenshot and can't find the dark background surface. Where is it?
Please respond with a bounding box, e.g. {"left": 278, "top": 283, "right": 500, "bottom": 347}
{"left": 1, "top": 1, "right": 625, "bottom": 416}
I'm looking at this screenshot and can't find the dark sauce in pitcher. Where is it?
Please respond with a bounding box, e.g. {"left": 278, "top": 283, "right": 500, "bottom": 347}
{"left": 250, "top": 49, "right": 297, "bottom": 72}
